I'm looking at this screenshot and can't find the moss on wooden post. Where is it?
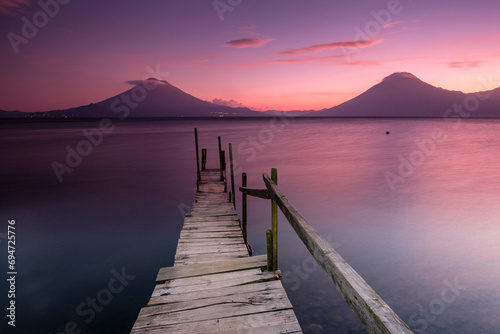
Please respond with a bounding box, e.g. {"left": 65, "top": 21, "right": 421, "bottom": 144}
{"left": 266, "top": 229, "right": 273, "bottom": 271}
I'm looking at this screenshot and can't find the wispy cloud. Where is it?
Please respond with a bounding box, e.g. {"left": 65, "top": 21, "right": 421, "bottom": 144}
{"left": 126, "top": 79, "right": 168, "bottom": 86}
{"left": 448, "top": 61, "right": 483, "bottom": 69}
{"left": 238, "top": 25, "right": 260, "bottom": 37}
{"left": 0, "top": 0, "right": 30, "bottom": 15}
{"left": 279, "top": 39, "right": 382, "bottom": 55}
{"left": 224, "top": 38, "right": 274, "bottom": 48}
{"left": 212, "top": 98, "right": 247, "bottom": 108}
{"left": 343, "top": 60, "right": 383, "bottom": 66}
{"left": 383, "top": 20, "right": 404, "bottom": 28}
{"left": 342, "top": 56, "right": 428, "bottom": 67}
{"left": 250, "top": 54, "right": 346, "bottom": 67}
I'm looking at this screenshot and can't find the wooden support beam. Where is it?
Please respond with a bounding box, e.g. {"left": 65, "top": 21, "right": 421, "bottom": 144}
{"left": 239, "top": 187, "right": 270, "bottom": 200}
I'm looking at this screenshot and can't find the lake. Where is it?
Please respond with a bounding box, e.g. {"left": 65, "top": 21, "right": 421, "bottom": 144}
{"left": 1, "top": 117, "right": 500, "bottom": 333}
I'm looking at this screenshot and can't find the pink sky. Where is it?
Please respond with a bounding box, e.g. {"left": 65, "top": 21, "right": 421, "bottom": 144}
{"left": 1, "top": 0, "right": 500, "bottom": 112}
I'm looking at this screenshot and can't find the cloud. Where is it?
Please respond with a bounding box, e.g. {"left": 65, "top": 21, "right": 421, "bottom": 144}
{"left": 383, "top": 20, "right": 403, "bottom": 28}
{"left": 250, "top": 54, "right": 346, "bottom": 67}
{"left": 448, "top": 61, "right": 483, "bottom": 69}
{"left": 212, "top": 98, "right": 247, "bottom": 108}
{"left": 224, "top": 38, "right": 273, "bottom": 48}
{"left": 343, "top": 60, "right": 383, "bottom": 66}
{"left": 342, "top": 56, "right": 428, "bottom": 67}
{"left": 126, "top": 78, "right": 168, "bottom": 86}
{"left": 238, "top": 25, "right": 260, "bottom": 37}
{"left": 0, "top": 0, "right": 29, "bottom": 15}
{"left": 279, "top": 40, "right": 382, "bottom": 55}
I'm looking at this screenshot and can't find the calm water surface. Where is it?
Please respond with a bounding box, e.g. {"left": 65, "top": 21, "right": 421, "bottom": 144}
{"left": 1, "top": 118, "right": 500, "bottom": 333}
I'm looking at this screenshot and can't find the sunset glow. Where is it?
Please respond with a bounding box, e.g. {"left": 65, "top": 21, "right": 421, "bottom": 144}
{"left": 1, "top": 0, "right": 500, "bottom": 112}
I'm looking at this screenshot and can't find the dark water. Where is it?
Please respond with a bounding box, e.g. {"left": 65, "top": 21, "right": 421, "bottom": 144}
{"left": 1, "top": 118, "right": 500, "bottom": 333}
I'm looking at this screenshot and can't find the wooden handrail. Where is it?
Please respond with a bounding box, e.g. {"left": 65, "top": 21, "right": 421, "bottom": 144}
{"left": 262, "top": 172, "right": 413, "bottom": 334}
{"left": 239, "top": 187, "right": 270, "bottom": 200}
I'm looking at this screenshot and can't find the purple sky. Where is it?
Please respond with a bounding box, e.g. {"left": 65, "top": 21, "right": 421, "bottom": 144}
{"left": 1, "top": 0, "right": 500, "bottom": 112}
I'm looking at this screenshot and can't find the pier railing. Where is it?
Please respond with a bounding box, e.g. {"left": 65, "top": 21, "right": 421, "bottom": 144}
{"left": 193, "top": 128, "right": 413, "bottom": 334}
{"left": 241, "top": 168, "right": 413, "bottom": 334}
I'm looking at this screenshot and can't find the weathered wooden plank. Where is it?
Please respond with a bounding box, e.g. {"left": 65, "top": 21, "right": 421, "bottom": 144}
{"left": 134, "top": 289, "right": 294, "bottom": 329}
{"left": 174, "top": 250, "right": 249, "bottom": 261}
{"left": 186, "top": 212, "right": 238, "bottom": 218}
{"left": 183, "top": 218, "right": 240, "bottom": 223}
{"left": 179, "top": 231, "right": 243, "bottom": 239}
{"left": 149, "top": 279, "right": 282, "bottom": 305}
{"left": 174, "top": 253, "right": 249, "bottom": 264}
{"left": 140, "top": 288, "right": 291, "bottom": 317}
{"left": 156, "top": 255, "right": 268, "bottom": 282}
{"left": 175, "top": 245, "right": 248, "bottom": 255}
{"left": 181, "top": 224, "right": 241, "bottom": 230}
{"left": 177, "top": 239, "right": 244, "bottom": 245}
{"left": 131, "top": 309, "right": 302, "bottom": 334}
{"left": 180, "top": 225, "right": 241, "bottom": 232}
{"left": 263, "top": 173, "right": 412, "bottom": 334}
{"left": 152, "top": 270, "right": 281, "bottom": 297}
{"left": 176, "top": 245, "right": 247, "bottom": 253}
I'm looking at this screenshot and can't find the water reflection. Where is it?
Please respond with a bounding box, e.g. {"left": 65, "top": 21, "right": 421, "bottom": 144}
{"left": 1, "top": 118, "right": 500, "bottom": 333}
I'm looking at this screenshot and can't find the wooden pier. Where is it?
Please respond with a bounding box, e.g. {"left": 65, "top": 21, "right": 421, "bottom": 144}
{"left": 130, "top": 133, "right": 303, "bottom": 333}
{"left": 131, "top": 129, "right": 415, "bottom": 334}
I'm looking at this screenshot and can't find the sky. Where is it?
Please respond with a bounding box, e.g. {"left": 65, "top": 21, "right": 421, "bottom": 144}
{"left": 1, "top": 0, "right": 500, "bottom": 112}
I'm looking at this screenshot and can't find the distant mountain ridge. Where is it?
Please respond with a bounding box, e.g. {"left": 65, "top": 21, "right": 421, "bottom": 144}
{"left": 1, "top": 78, "right": 262, "bottom": 118}
{"left": 311, "top": 72, "right": 500, "bottom": 117}
{"left": 2, "top": 73, "right": 500, "bottom": 118}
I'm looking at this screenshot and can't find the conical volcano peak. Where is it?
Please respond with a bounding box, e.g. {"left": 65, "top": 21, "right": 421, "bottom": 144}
{"left": 382, "top": 72, "right": 420, "bottom": 82}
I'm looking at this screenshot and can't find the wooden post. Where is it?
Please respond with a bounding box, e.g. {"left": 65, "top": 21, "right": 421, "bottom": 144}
{"left": 221, "top": 150, "right": 226, "bottom": 191}
{"left": 229, "top": 143, "right": 236, "bottom": 209}
{"left": 218, "top": 136, "right": 223, "bottom": 181}
{"left": 194, "top": 128, "right": 200, "bottom": 191}
{"left": 271, "top": 168, "right": 278, "bottom": 271}
{"left": 266, "top": 229, "right": 273, "bottom": 271}
{"left": 242, "top": 172, "right": 247, "bottom": 244}
{"left": 201, "top": 149, "right": 207, "bottom": 170}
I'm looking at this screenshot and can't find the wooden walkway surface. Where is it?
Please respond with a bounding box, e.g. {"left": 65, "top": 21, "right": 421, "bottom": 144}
{"left": 131, "top": 169, "right": 302, "bottom": 333}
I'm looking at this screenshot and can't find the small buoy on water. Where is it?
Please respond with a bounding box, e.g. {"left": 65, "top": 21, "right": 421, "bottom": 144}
{"left": 386, "top": 131, "right": 390, "bottom": 135}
